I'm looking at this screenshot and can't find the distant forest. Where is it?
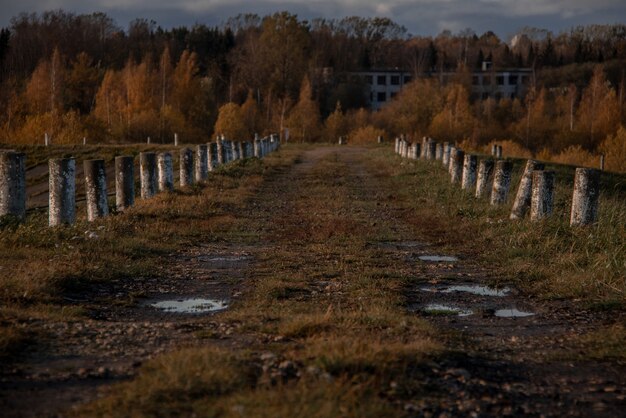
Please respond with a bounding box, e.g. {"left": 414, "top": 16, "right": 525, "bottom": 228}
{"left": 0, "top": 10, "right": 625, "bottom": 171}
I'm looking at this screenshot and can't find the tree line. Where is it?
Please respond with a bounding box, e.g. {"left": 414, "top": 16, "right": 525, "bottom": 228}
{"left": 0, "top": 10, "right": 625, "bottom": 171}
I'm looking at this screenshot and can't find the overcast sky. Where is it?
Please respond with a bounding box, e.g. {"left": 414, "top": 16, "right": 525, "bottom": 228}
{"left": 0, "top": 0, "right": 624, "bottom": 38}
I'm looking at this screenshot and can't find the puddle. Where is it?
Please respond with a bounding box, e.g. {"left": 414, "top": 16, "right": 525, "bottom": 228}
{"left": 420, "top": 285, "right": 510, "bottom": 297}
{"left": 418, "top": 255, "right": 458, "bottom": 262}
{"left": 198, "top": 255, "right": 251, "bottom": 262}
{"left": 150, "top": 298, "right": 228, "bottom": 313}
{"left": 494, "top": 308, "right": 534, "bottom": 318}
{"left": 423, "top": 303, "right": 473, "bottom": 316}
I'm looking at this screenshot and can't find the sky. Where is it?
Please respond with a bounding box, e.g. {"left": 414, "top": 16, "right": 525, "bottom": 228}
{"left": 0, "top": 0, "right": 625, "bottom": 38}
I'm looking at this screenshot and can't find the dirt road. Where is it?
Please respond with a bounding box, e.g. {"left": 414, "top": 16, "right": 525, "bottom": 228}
{"left": 1, "top": 145, "right": 624, "bottom": 417}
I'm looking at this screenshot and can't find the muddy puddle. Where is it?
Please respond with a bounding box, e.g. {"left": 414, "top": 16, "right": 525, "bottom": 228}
{"left": 494, "top": 308, "right": 535, "bottom": 318}
{"left": 422, "top": 303, "right": 473, "bottom": 317}
{"left": 420, "top": 284, "right": 511, "bottom": 297}
{"left": 147, "top": 297, "right": 229, "bottom": 314}
{"left": 371, "top": 241, "right": 426, "bottom": 250}
{"left": 418, "top": 255, "right": 458, "bottom": 262}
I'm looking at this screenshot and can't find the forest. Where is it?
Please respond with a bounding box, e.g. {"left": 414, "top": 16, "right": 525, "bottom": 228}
{"left": 0, "top": 10, "right": 625, "bottom": 171}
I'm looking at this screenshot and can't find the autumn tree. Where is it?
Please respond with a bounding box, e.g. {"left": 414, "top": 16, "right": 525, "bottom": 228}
{"left": 577, "top": 65, "right": 620, "bottom": 148}
{"left": 214, "top": 102, "right": 247, "bottom": 140}
{"left": 429, "top": 83, "right": 475, "bottom": 141}
{"left": 324, "top": 101, "right": 348, "bottom": 141}
{"left": 240, "top": 90, "right": 260, "bottom": 137}
{"left": 286, "top": 76, "right": 321, "bottom": 142}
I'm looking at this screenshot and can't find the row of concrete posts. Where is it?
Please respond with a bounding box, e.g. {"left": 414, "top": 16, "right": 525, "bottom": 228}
{"left": 0, "top": 134, "right": 280, "bottom": 226}
{"left": 394, "top": 137, "right": 600, "bottom": 226}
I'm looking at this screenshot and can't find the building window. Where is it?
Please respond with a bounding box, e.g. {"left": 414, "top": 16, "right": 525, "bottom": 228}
{"left": 377, "top": 75, "right": 386, "bottom": 85}
{"left": 365, "top": 75, "right": 373, "bottom": 84}
{"left": 496, "top": 76, "right": 504, "bottom": 85}
{"left": 472, "top": 76, "right": 480, "bottom": 85}
{"left": 390, "top": 75, "right": 400, "bottom": 85}
{"left": 377, "top": 92, "right": 386, "bottom": 102}
{"left": 404, "top": 75, "right": 412, "bottom": 83}
{"left": 482, "top": 76, "right": 492, "bottom": 86}
{"left": 509, "top": 75, "right": 518, "bottom": 85}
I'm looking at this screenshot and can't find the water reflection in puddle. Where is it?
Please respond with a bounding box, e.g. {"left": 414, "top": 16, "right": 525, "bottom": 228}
{"left": 150, "top": 298, "right": 228, "bottom": 313}
{"left": 423, "top": 303, "right": 473, "bottom": 316}
{"left": 198, "top": 255, "right": 251, "bottom": 262}
{"left": 494, "top": 308, "right": 534, "bottom": 318}
{"left": 420, "top": 285, "right": 510, "bottom": 297}
{"left": 418, "top": 255, "right": 458, "bottom": 262}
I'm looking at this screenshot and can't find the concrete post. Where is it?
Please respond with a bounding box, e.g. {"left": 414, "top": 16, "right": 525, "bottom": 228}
{"left": 180, "top": 148, "right": 194, "bottom": 187}
{"left": 421, "top": 137, "right": 427, "bottom": 159}
{"left": 44, "top": 133, "right": 50, "bottom": 146}
{"left": 217, "top": 138, "right": 225, "bottom": 165}
{"left": 530, "top": 170, "right": 555, "bottom": 221}
{"left": 394, "top": 137, "right": 399, "bottom": 154}
{"left": 442, "top": 142, "right": 451, "bottom": 167}
{"left": 490, "top": 160, "right": 513, "bottom": 205}
{"left": 600, "top": 154, "right": 605, "bottom": 171}
{"left": 461, "top": 154, "right": 478, "bottom": 191}
{"left": 0, "top": 150, "right": 26, "bottom": 220}
{"left": 84, "top": 159, "right": 108, "bottom": 221}
{"left": 511, "top": 160, "right": 545, "bottom": 219}
{"left": 491, "top": 144, "right": 497, "bottom": 156}
{"left": 475, "top": 159, "right": 495, "bottom": 199}
{"left": 377, "top": 135, "right": 383, "bottom": 144}
{"left": 408, "top": 143, "right": 418, "bottom": 159}
{"left": 49, "top": 158, "right": 75, "bottom": 226}
{"left": 254, "top": 138, "right": 261, "bottom": 158}
{"left": 140, "top": 152, "right": 157, "bottom": 199}
{"left": 195, "top": 144, "right": 208, "bottom": 182}
{"left": 570, "top": 168, "right": 600, "bottom": 226}
{"left": 238, "top": 141, "right": 245, "bottom": 159}
{"left": 231, "top": 141, "right": 239, "bottom": 161}
{"left": 496, "top": 145, "right": 503, "bottom": 159}
{"left": 147, "top": 137, "right": 151, "bottom": 144}
{"left": 115, "top": 156, "right": 134, "bottom": 211}
{"left": 157, "top": 152, "right": 174, "bottom": 192}
{"left": 208, "top": 143, "right": 219, "bottom": 170}
{"left": 427, "top": 140, "right": 437, "bottom": 160}
{"left": 83, "top": 137, "right": 86, "bottom": 146}
{"left": 174, "top": 133, "right": 179, "bottom": 146}
{"left": 450, "top": 149, "right": 465, "bottom": 184}
{"left": 435, "top": 142, "right": 443, "bottom": 160}
{"left": 448, "top": 146, "right": 457, "bottom": 175}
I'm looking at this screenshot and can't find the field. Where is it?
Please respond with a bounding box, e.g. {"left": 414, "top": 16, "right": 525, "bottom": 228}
{"left": 0, "top": 143, "right": 624, "bottom": 417}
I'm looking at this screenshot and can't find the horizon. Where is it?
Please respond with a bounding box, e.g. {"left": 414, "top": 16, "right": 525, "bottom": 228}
{"left": 1, "top": 0, "right": 625, "bottom": 39}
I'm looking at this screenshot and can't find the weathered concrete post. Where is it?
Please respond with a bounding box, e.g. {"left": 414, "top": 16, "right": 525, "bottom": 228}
{"left": 435, "top": 142, "right": 443, "bottom": 160}
{"left": 84, "top": 159, "right": 108, "bottom": 221}
{"left": 243, "top": 141, "right": 252, "bottom": 158}
{"left": 377, "top": 135, "right": 383, "bottom": 144}
{"left": 217, "top": 138, "right": 225, "bottom": 165}
{"left": 49, "top": 158, "right": 75, "bottom": 226}
{"left": 238, "top": 141, "right": 245, "bottom": 159}
{"left": 408, "top": 143, "right": 418, "bottom": 159}
{"left": 427, "top": 140, "right": 437, "bottom": 160}
{"left": 475, "top": 159, "right": 495, "bottom": 199}
{"left": 401, "top": 140, "right": 408, "bottom": 158}
{"left": 496, "top": 145, "right": 503, "bottom": 159}
{"left": 195, "top": 144, "right": 208, "bottom": 182}
{"left": 115, "top": 156, "right": 134, "bottom": 211}
{"left": 0, "top": 150, "right": 26, "bottom": 220}
{"left": 44, "top": 133, "right": 50, "bottom": 146}
{"left": 83, "top": 137, "right": 87, "bottom": 146}
{"left": 442, "top": 142, "right": 451, "bottom": 167}
{"left": 140, "top": 152, "right": 157, "bottom": 199}
{"left": 254, "top": 138, "right": 260, "bottom": 158}
{"left": 461, "top": 154, "right": 478, "bottom": 191}
{"left": 231, "top": 141, "right": 239, "bottom": 161}
{"left": 180, "top": 148, "right": 194, "bottom": 187}
{"left": 490, "top": 160, "right": 513, "bottom": 205}
{"left": 491, "top": 144, "right": 497, "bottom": 156}
{"left": 530, "top": 170, "right": 555, "bottom": 221}
{"left": 147, "top": 137, "right": 151, "bottom": 144}
{"left": 208, "top": 143, "right": 219, "bottom": 171}
{"left": 174, "top": 133, "right": 179, "bottom": 147}
{"left": 448, "top": 146, "right": 457, "bottom": 175}
{"left": 511, "top": 160, "right": 545, "bottom": 219}
{"left": 394, "top": 137, "right": 400, "bottom": 154}
{"left": 421, "top": 137, "right": 428, "bottom": 159}
{"left": 157, "top": 152, "right": 174, "bottom": 192}
{"left": 450, "top": 149, "right": 465, "bottom": 184}
{"left": 600, "top": 154, "right": 605, "bottom": 171}
{"left": 570, "top": 168, "right": 600, "bottom": 226}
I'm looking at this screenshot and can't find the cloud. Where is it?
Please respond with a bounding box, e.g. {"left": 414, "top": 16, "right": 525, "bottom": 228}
{"left": 0, "top": 0, "right": 624, "bottom": 36}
